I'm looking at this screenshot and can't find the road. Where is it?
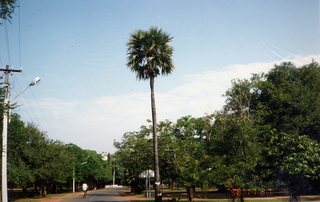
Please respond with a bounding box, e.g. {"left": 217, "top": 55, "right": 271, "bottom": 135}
{"left": 60, "top": 187, "right": 131, "bottom": 202}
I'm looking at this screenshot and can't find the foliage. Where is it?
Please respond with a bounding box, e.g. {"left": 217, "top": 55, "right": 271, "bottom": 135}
{"left": 0, "top": 0, "right": 17, "bottom": 24}
{"left": 255, "top": 61, "right": 320, "bottom": 141}
{"left": 127, "top": 27, "right": 174, "bottom": 80}
{"left": 116, "top": 60, "right": 320, "bottom": 202}
{"left": 209, "top": 113, "right": 262, "bottom": 189}
{"left": 7, "top": 114, "right": 34, "bottom": 189}
{"left": 254, "top": 62, "right": 320, "bottom": 181}
{"left": 0, "top": 112, "right": 113, "bottom": 199}
{"left": 1, "top": 54, "right": 319, "bottom": 202}
{"left": 114, "top": 127, "right": 154, "bottom": 193}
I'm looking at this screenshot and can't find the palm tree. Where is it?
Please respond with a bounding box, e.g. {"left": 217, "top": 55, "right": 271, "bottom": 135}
{"left": 127, "top": 27, "right": 174, "bottom": 202}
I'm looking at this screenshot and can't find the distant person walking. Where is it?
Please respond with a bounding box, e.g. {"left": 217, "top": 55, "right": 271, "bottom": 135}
{"left": 82, "top": 182, "right": 88, "bottom": 198}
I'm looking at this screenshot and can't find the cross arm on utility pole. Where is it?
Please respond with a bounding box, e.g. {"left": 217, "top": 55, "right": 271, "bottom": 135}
{"left": 0, "top": 65, "right": 22, "bottom": 73}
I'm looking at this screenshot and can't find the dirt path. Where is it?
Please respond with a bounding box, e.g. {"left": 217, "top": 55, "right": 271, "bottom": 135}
{"left": 16, "top": 192, "right": 80, "bottom": 202}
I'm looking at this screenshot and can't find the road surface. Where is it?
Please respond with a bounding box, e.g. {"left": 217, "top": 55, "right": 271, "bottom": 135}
{"left": 60, "top": 187, "right": 131, "bottom": 202}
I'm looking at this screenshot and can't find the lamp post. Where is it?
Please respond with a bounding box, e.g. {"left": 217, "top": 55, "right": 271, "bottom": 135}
{"left": 73, "top": 166, "right": 75, "bottom": 193}
{"left": 1, "top": 65, "right": 40, "bottom": 202}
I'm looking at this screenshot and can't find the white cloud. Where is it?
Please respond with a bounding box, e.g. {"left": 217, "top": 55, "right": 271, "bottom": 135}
{"left": 16, "top": 54, "right": 320, "bottom": 154}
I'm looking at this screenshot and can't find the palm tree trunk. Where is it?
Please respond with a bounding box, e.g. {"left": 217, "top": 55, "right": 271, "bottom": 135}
{"left": 150, "top": 76, "right": 162, "bottom": 202}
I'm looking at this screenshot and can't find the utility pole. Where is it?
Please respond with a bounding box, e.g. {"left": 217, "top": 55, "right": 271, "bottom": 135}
{"left": 1, "top": 65, "right": 22, "bottom": 202}
{"left": 73, "top": 166, "right": 75, "bottom": 193}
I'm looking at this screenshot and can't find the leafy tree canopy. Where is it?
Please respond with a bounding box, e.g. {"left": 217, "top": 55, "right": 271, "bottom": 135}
{"left": 0, "top": 0, "right": 17, "bottom": 24}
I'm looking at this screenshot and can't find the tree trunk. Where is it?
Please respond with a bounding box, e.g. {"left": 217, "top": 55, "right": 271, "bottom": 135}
{"left": 41, "top": 181, "right": 47, "bottom": 197}
{"left": 171, "top": 179, "right": 175, "bottom": 190}
{"left": 240, "top": 191, "right": 244, "bottom": 202}
{"left": 289, "top": 185, "right": 300, "bottom": 202}
{"left": 34, "top": 182, "right": 37, "bottom": 192}
{"left": 186, "top": 186, "right": 195, "bottom": 202}
{"left": 150, "top": 76, "right": 162, "bottom": 202}
{"left": 52, "top": 182, "right": 57, "bottom": 194}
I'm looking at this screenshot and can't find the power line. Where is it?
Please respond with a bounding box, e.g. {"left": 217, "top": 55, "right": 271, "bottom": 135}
{"left": 19, "top": 72, "right": 58, "bottom": 140}
{"left": 18, "top": 0, "right": 21, "bottom": 68}
{"left": 9, "top": 0, "right": 58, "bottom": 141}
{"left": 11, "top": 73, "right": 38, "bottom": 124}
{"left": 29, "top": 88, "right": 58, "bottom": 140}
{"left": 0, "top": 56, "right": 3, "bottom": 67}
{"left": 4, "top": 20, "right": 11, "bottom": 65}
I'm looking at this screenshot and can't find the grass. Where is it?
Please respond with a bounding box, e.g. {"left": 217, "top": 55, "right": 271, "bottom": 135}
{"left": 11, "top": 191, "right": 75, "bottom": 202}
{"left": 14, "top": 200, "right": 37, "bottom": 202}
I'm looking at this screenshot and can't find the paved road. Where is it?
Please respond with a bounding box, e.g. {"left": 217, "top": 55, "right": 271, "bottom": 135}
{"left": 60, "top": 187, "right": 131, "bottom": 202}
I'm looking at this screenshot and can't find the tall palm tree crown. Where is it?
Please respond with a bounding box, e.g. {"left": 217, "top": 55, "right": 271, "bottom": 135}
{"left": 127, "top": 27, "right": 174, "bottom": 79}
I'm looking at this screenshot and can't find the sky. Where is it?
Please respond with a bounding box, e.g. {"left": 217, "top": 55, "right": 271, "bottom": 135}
{"left": 0, "top": 0, "right": 319, "bottom": 154}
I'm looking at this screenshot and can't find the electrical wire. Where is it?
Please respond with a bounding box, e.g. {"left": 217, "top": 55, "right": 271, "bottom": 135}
{"left": 18, "top": 0, "right": 21, "bottom": 68}
{"left": 0, "top": 55, "right": 3, "bottom": 67}
{"left": 4, "top": 20, "right": 11, "bottom": 66}
{"left": 28, "top": 85, "right": 58, "bottom": 140}
{"left": 4, "top": 1, "right": 59, "bottom": 140}
{"left": 11, "top": 73, "right": 53, "bottom": 137}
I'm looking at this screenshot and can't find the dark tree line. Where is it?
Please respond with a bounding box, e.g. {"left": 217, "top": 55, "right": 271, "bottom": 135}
{"left": 0, "top": 112, "right": 115, "bottom": 199}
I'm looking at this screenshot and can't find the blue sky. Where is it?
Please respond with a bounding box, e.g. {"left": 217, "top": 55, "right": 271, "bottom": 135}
{"left": 0, "top": 0, "right": 319, "bottom": 154}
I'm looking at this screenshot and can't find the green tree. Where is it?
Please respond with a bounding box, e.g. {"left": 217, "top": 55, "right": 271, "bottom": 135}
{"left": 158, "top": 115, "right": 216, "bottom": 201}
{"left": 210, "top": 113, "right": 262, "bottom": 201}
{"left": 256, "top": 61, "right": 320, "bottom": 141}
{"left": 82, "top": 150, "right": 111, "bottom": 189}
{"left": 157, "top": 120, "right": 178, "bottom": 190}
{"left": 15, "top": 123, "right": 73, "bottom": 197}
{"left": 169, "top": 116, "right": 212, "bottom": 202}
{"left": 223, "top": 77, "right": 259, "bottom": 118}
{"left": 209, "top": 77, "right": 265, "bottom": 202}
{"left": 66, "top": 144, "right": 112, "bottom": 190}
{"left": 7, "top": 114, "right": 34, "bottom": 192}
{"left": 108, "top": 154, "right": 123, "bottom": 187}
{"left": 65, "top": 143, "right": 86, "bottom": 191}
{"left": 0, "top": 0, "right": 17, "bottom": 24}
{"left": 254, "top": 61, "right": 320, "bottom": 201}
{"left": 114, "top": 126, "right": 153, "bottom": 193}
{"left": 127, "top": 27, "right": 174, "bottom": 202}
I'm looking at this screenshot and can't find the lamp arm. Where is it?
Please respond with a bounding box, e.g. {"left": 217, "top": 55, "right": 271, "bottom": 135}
{"left": 11, "top": 86, "right": 30, "bottom": 102}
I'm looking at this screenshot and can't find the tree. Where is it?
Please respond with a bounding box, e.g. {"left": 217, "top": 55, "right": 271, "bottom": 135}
{"left": 170, "top": 116, "right": 212, "bottom": 202}
{"left": 215, "top": 77, "right": 262, "bottom": 191}
{"left": 7, "top": 120, "right": 75, "bottom": 197}
{"left": 253, "top": 61, "right": 320, "bottom": 201}
{"left": 7, "top": 114, "right": 34, "bottom": 192}
{"left": 127, "top": 26, "right": 174, "bottom": 202}
{"left": 157, "top": 120, "right": 179, "bottom": 190}
{"left": 258, "top": 130, "right": 320, "bottom": 201}
{"left": 114, "top": 126, "right": 154, "bottom": 193}
{"left": 223, "top": 77, "right": 259, "bottom": 118}
{"left": 81, "top": 150, "right": 111, "bottom": 189}
{"left": 66, "top": 144, "right": 112, "bottom": 190}
{"left": 209, "top": 113, "right": 262, "bottom": 202}
{"left": 0, "top": 0, "right": 17, "bottom": 24}
{"left": 255, "top": 61, "right": 320, "bottom": 140}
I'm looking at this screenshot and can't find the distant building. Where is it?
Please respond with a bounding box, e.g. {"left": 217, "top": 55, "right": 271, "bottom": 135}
{"left": 101, "top": 152, "right": 108, "bottom": 161}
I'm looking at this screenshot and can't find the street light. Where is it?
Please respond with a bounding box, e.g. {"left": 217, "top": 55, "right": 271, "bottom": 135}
{"left": 1, "top": 65, "right": 40, "bottom": 202}
{"left": 11, "top": 77, "right": 41, "bottom": 102}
